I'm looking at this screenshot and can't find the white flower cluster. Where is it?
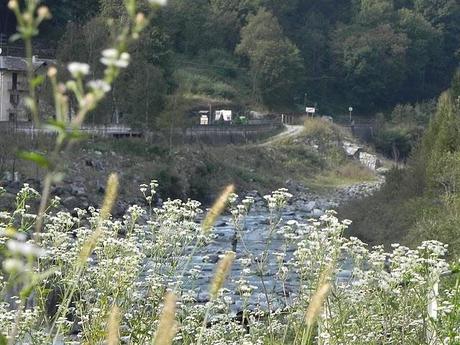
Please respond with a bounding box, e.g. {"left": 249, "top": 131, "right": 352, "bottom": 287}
{"left": 263, "top": 188, "right": 293, "bottom": 210}
{"left": 67, "top": 62, "right": 90, "bottom": 78}
{"left": 0, "top": 182, "right": 458, "bottom": 344}
{"left": 100, "top": 49, "right": 131, "bottom": 68}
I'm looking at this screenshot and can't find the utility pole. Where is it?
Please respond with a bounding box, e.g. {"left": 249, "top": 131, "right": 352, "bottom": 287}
{"left": 208, "top": 102, "right": 212, "bottom": 125}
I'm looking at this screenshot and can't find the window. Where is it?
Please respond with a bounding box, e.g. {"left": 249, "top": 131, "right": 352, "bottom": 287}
{"left": 12, "top": 73, "right": 17, "bottom": 90}
{"left": 9, "top": 93, "right": 19, "bottom": 105}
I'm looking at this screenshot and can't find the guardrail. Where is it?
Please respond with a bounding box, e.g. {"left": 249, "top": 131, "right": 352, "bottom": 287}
{"left": 186, "top": 122, "right": 283, "bottom": 144}
{"left": 0, "top": 121, "right": 282, "bottom": 144}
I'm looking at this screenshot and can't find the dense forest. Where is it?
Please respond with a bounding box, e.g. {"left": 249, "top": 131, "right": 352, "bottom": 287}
{"left": 3, "top": 0, "right": 460, "bottom": 125}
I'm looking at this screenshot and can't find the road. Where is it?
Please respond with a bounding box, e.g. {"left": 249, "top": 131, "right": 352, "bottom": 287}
{"left": 259, "top": 125, "right": 304, "bottom": 146}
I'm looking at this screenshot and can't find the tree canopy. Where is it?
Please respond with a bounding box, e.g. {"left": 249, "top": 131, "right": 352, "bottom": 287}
{"left": 19, "top": 0, "right": 460, "bottom": 123}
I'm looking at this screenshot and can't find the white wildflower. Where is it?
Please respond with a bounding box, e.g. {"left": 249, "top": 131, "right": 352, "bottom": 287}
{"left": 100, "top": 49, "right": 130, "bottom": 68}
{"left": 3, "top": 258, "right": 25, "bottom": 273}
{"left": 87, "top": 79, "right": 111, "bottom": 93}
{"left": 7, "top": 240, "right": 46, "bottom": 257}
{"left": 68, "top": 62, "right": 90, "bottom": 77}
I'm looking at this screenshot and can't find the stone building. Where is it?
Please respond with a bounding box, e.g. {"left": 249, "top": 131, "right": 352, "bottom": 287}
{"left": 0, "top": 55, "right": 51, "bottom": 122}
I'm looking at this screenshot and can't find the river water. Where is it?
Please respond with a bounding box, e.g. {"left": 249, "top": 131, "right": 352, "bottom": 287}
{"left": 164, "top": 209, "right": 355, "bottom": 314}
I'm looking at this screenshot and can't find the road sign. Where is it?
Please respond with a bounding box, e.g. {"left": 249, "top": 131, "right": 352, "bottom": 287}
{"left": 306, "top": 107, "right": 316, "bottom": 114}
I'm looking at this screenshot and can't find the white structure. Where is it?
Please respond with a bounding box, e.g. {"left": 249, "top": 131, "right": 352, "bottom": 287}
{"left": 215, "top": 110, "right": 232, "bottom": 122}
{"left": 0, "top": 55, "right": 50, "bottom": 122}
{"left": 306, "top": 107, "right": 316, "bottom": 116}
{"left": 200, "top": 115, "right": 209, "bottom": 125}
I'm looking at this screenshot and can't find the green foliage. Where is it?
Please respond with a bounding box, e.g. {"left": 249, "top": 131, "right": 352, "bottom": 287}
{"left": 343, "top": 80, "right": 460, "bottom": 259}
{"left": 57, "top": 16, "right": 170, "bottom": 126}
{"left": 236, "top": 8, "right": 304, "bottom": 109}
{"left": 114, "top": 56, "right": 168, "bottom": 129}
{"left": 340, "top": 166, "right": 425, "bottom": 246}
{"left": 374, "top": 126, "right": 421, "bottom": 161}
{"left": 332, "top": 23, "right": 409, "bottom": 110}
{"left": 43, "top": 0, "right": 460, "bottom": 113}
{"left": 175, "top": 69, "right": 238, "bottom": 101}
{"left": 451, "top": 68, "right": 460, "bottom": 100}
{"left": 303, "top": 118, "right": 343, "bottom": 146}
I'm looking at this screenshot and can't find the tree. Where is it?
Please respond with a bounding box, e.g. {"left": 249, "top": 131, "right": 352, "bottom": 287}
{"left": 332, "top": 23, "right": 409, "bottom": 110}
{"left": 354, "top": 0, "right": 394, "bottom": 26}
{"left": 207, "top": 0, "right": 260, "bottom": 50}
{"left": 114, "top": 56, "right": 167, "bottom": 129}
{"left": 57, "top": 15, "right": 169, "bottom": 126}
{"left": 57, "top": 18, "right": 112, "bottom": 123}
{"left": 450, "top": 68, "right": 460, "bottom": 101}
{"left": 421, "top": 92, "right": 460, "bottom": 192}
{"left": 396, "top": 9, "right": 443, "bottom": 100}
{"left": 38, "top": 0, "right": 100, "bottom": 40}
{"left": 236, "top": 8, "right": 304, "bottom": 109}
{"left": 162, "top": 0, "right": 220, "bottom": 55}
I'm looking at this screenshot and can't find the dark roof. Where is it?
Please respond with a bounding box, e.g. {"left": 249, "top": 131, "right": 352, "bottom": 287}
{"left": 0, "top": 56, "right": 50, "bottom": 72}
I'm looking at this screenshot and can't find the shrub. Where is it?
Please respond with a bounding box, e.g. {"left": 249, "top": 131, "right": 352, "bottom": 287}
{"left": 303, "top": 118, "right": 340, "bottom": 143}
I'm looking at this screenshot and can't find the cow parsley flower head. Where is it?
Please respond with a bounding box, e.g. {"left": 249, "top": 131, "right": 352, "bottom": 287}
{"left": 68, "top": 62, "right": 90, "bottom": 77}
{"left": 100, "top": 49, "right": 131, "bottom": 68}
{"left": 87, "top": 79, "right": 111, "bottom": 94}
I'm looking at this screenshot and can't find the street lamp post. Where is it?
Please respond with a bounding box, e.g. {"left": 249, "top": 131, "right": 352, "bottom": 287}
{"left": 348, "top": 106, "right": 353, "bottom": 123}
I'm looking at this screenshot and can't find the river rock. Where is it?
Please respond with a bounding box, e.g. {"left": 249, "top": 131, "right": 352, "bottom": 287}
{"left": 304, "top": 201, "right": 316, "bottom": 212}
{"left": 70, "top": 184, "right": 86, "bottom": 197}
{"left": 62, "top": 196, "right": 80, "bottom": 210}
{"left": 359, "top": 152, "right": 381, "bottom": 170}
{"left": 311, "top": 208, "right": 325, "bottom": 218}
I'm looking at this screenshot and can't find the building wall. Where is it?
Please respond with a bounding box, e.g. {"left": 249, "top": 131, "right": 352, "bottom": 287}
{"left": 0, "top": 71, "right": 8, "bottom": 122}
{"left": 0, "top": 70, "right": 29, "bottom": 122}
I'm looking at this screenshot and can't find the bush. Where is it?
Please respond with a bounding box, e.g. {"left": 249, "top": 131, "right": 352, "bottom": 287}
{"left": 303, "top": 118, "right": 345, "bottom": 149}
{"left": 176, "top": 68, "right": 238, "bottom": 101}
{"left": 373, "top": 126, "right": 422, "bottom": 161}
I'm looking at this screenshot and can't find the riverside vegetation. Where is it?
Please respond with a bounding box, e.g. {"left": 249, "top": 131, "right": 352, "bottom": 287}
{"left": 1, "top": 0, "right": 460, "bottom": 344}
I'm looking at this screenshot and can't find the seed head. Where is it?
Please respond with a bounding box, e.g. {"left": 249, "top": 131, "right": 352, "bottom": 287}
{"left": 100, "top": 173, "right": 119, "bottom": 220}
{"left": 305, "top": 282, "right": 331, "bottom": 328}
{"left": 37, "top": 6, "right": 51, "bottom": 20}
{"left": 210, "top": 251, "right": 236, "bottom": 299}
{"left": 107, "top": 305, "right": 120, "bottom": 345}
{"left": 202, "top": 185, "right": 235, "bottom": 233}
{"left": 153, "top": 293, "right": 177, "bottom": 345}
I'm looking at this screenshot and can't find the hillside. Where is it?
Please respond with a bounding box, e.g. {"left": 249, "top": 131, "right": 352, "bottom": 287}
{"left": 3, "top": 0, "right": 459, "bottom": 123}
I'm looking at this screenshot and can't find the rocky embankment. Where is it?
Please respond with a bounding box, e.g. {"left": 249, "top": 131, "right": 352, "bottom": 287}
{"left": 247, "top": 175, "right": 385, "bottom": 216}
{"left": 0, "top": 169, "right": 384, "bottom": 216}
